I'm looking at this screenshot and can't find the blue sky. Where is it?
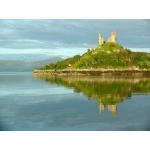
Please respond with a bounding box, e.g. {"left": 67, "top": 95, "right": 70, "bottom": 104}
{"left": 0, "top": 19, "right": 150, "bottom": 60}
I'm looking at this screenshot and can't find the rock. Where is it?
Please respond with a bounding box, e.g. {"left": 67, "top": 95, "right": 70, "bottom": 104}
{"left": 98, "top": 33, "right": 104, "bottom": 46}
{"left": 107, "top": 31, "right": 117, "bottom": 43}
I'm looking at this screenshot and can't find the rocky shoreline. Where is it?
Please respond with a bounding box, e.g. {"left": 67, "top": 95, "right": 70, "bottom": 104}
{"left": 33, "top": 68, "right": 150, "bottom": 76}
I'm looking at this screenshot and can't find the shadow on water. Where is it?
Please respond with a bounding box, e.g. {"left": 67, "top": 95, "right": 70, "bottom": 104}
{"left": 34, "top": 74, "right": 150, "bottom": 117}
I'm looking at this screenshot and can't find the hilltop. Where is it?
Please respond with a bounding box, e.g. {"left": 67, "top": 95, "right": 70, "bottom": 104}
{"left": 34, "top": 31, "right": 150, "bottom": 75}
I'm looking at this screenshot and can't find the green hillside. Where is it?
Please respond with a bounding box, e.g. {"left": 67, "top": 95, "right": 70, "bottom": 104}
{"left": 40, "top": 42, "right": 150, "bottom": 70}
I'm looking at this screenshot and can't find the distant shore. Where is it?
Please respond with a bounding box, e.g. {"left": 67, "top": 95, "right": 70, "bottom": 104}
{"left": 33, "top": 68, "right": 150, "bottom": 76}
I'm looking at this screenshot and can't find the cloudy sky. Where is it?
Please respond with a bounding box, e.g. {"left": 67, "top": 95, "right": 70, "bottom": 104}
{"left": 0, "top": 19, "right": 150, "bottom": 60}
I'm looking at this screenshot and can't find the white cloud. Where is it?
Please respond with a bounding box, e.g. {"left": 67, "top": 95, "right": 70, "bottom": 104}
{"left": 129, "top": 48, "right": 150, "bottom": 53}
{"left": 0, "top": 47, "right": 87, "bottom": 58}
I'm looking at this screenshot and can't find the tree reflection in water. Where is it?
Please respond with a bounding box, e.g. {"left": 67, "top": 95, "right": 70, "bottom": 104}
{"left": 33, "top": 74, "right": 150, "bottom": 117}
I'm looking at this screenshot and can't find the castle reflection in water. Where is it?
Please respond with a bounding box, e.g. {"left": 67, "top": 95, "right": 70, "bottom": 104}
{"left": 33, "top": 74, "right": 150, "bottom": 117}
{"left": 99, "top": 103, "right": 118, "bottom": 117}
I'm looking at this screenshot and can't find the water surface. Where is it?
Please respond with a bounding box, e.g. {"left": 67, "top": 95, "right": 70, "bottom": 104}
{"left": 0, "top": 72, "right": 150, "bottom": 130}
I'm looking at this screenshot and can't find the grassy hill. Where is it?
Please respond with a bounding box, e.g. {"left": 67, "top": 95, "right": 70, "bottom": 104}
{"left": 39, "top": 43, "right": 150, "bottom": 70}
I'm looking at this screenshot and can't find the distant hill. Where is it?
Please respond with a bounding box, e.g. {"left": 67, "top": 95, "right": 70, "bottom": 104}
{"left": 0, "top": 57, "right": 62, "bottom": 72}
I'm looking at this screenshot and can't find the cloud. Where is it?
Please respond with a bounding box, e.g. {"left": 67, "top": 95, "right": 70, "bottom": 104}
{"left": 0, "top": 47, "right": 87, "bottom": 60}
{"left": 0, "top": 19, "right": 150, "bottom": 56}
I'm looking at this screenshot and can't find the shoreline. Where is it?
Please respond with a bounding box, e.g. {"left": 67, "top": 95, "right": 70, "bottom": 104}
{"left": 33, "top": 69, "right": 150, "bottom": 76}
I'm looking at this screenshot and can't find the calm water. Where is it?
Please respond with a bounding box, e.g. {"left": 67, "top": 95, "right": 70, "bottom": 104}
{"left": 0, "top": 72, "right": 150, "bottom": 131}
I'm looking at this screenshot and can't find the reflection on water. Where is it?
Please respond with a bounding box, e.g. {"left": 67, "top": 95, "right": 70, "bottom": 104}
{"left": 0, "top": 73, "right": 150, "bottom": 130}
{"left": 34, "top": 74, "right": 150, "bottom": 117}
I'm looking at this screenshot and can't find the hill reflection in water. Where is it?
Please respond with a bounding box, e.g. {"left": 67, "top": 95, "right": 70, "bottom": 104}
{"left": 34, "top": 74, "right": 150, "bottom": 117}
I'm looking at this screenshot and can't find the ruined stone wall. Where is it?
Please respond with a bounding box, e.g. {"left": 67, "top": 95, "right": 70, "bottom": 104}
{"left": 98, "top": 33, "right": 104, "bottom": 46}
{"left": 107, "top": 31, "right": 117, "bottom": 43}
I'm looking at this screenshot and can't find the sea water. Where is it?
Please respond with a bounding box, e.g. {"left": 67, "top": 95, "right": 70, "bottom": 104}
{"left": 0, "top": 72, "right": 150, "bottom": 131}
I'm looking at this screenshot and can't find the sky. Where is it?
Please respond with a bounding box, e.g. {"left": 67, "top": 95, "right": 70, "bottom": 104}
{"left": 0, "top": 19, "right": 150, "bottom": 60}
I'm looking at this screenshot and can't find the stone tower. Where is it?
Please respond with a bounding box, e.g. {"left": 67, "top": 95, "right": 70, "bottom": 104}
{"left": 98, "top": 33, "right": 104, "bottom": 46}
{"left": 107, "top": 31, "right": 117, "bottom": 43}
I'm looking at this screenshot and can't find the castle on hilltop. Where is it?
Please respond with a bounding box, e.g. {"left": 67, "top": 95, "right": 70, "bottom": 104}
{"left": 98, "top": 31, "right": 117, "bottom": 46}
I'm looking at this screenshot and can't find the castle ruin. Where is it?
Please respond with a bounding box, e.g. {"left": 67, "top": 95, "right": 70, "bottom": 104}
{"left": 98, "top": 33, "right": 104, "bottom": 46}
{"left": 98, "top": 31, "right": 117, "bottom": 46}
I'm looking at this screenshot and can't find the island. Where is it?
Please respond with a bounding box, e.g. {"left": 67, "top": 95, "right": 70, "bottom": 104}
{"left": 33, "top": 31, "right": 150, "bottom": 76}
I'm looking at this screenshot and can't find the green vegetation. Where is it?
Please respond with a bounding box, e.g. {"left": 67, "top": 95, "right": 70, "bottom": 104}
{"left": 41, "top": 55, "right": 81, "bottom": 70}
{"left": 39, "top": 43, "right": 150, "bottom": 70}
